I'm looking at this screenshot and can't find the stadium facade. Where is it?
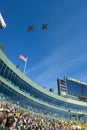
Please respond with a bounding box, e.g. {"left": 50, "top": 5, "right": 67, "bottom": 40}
{"left": 0, "top": 49, "right": 87, "bottom": 121}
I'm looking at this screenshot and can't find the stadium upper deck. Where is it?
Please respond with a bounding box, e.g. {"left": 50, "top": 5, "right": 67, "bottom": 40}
{"left": 0, "top": 49, "right": 87, "bottom": 121}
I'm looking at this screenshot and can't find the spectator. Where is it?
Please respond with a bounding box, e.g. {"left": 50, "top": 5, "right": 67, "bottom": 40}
{"left": 0, "top": 109, "right": 7, "bottom": 130}
{"left": 5, "top": 116, "right": 16, "bottom": 130}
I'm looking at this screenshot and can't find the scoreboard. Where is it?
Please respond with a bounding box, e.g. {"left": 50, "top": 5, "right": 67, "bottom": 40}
{"left": 66, "top": 77, "right": 87, "bottom": 96}
{"left": 57, "top": 77, "right": 87, "bottom": 99}
{"left": 57, "top": 78, "right": 67, "bottom": 96}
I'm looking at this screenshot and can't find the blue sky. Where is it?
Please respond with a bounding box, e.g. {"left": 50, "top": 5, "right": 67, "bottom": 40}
{"left": 0, "top": 0, "right": 87, "bottom": 93}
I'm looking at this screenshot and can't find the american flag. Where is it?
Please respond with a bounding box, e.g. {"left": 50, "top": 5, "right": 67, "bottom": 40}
{"left": 19, "top": 54, "right": 27, "bottom": 62}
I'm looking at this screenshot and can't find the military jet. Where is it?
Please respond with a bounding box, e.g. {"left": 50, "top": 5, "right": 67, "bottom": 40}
{"left": 27, "top": 25, "right": 34, "bottom": 32}
{"left": 0, "top": 13, "right": 6, "bottom": 29}
{"left": 41, "top": 24, "right": 48, "bottom": 30}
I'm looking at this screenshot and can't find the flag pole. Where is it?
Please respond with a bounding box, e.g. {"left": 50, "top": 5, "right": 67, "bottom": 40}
{"left": 23, "top": 57, "right": 28, "bottom": 74}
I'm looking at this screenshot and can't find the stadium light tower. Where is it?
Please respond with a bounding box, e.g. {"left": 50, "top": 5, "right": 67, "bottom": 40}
{"left": 0, "top": 12, "right": 6, "bottom": 29}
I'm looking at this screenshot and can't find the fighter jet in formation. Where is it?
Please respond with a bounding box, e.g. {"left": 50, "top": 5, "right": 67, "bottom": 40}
{"left": 27, "top": 25, "right": 34, "bottom": 32}
{"left": 41, "top": 24, "right": 48, "bottom": 30}
{"left": 27, "top": 24, "right": 48, "bottom": 32}
{"left": 0, "top": 13, "right": 6, "bottom": 29}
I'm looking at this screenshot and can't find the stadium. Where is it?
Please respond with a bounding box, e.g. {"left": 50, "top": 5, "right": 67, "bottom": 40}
{"left": 0, "top": 49, "right": 87, "bottom": 129}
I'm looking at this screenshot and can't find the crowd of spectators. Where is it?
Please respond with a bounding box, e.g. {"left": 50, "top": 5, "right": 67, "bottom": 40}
{"left": 0, "top": 100, "right": 87, "bottom": 130}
